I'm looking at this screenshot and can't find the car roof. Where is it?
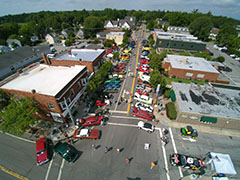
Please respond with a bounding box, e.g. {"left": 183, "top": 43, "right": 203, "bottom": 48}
{"left": 143, "top": 122, "right": 152, "bottom": 129}
{"left": 36, "top": 138, "right": 46, "bottom": 152}
{"left": 79, "top": 129, "right": 89, "bottom": 136}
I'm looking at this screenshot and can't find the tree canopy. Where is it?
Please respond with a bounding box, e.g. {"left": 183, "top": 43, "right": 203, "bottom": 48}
{"left": 0, "top": 96, "right": 39, "bottom": 136}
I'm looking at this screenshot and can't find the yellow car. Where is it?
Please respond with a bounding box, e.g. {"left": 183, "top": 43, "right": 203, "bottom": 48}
{"left": 142, "top": 47, "right": 150, "bottom": 51}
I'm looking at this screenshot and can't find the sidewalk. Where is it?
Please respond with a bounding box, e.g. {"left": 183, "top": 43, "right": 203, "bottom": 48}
{"left": 153, "top": 98, "right": 240, "bottom": 138}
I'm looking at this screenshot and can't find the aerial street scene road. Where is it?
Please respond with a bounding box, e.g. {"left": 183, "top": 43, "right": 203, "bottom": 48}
{"left": 0, "top": 2, "right": 240, "bottom": 180}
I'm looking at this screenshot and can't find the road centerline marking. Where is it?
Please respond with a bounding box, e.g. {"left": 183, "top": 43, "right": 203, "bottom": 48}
{"left": 127, "top": 41, "right": 141, "bottom": 115}
{"left": 0, "top": 164, "right": 29, "bottom": 180}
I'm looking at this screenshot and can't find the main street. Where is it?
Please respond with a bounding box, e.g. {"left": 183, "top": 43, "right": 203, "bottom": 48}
{"left": 1, "top": 26, "right": 240, "bottom": 180}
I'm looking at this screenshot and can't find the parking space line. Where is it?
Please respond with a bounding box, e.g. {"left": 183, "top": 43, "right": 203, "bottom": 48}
{"left": 57, "top": 159, "right": 65, "bottom": 180}
{"left": 110, "top": 115, "right": 141, "bottom": 120}
{"left": 158, "top": 128, "right": 170, "bottom": 180}
{"left": 44, "top": 154, "right": 55, "bottom": 180}
{"left": 127, "top": 42, "right": 141, "bottom": 115}
{"left": 169, "top": 128, "right": 183, "bottom": 178}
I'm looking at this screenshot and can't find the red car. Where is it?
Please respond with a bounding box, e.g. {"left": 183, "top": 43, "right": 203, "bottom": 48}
{"left": 80, "top": 115, "right": 103, "bottom": 127}
{"left": 36, "top": 138, "right": 49, "bottom": 166}
{"left": 141, "top": 59, "right": 150, "bottom": 64}
{"left": 136, "top": 90, "right": 149, "bottom": 96}
{"left": 73, "top": 128, "right": 101, "bottom": 139}
{"left": 138, "top": 66, "right": 150, "bottom": 73}
{"left": 132, "top": 107, "right": 154, "bottom": 121}
{"left": 106, "top": 48, "right": 113, "bottom": 54}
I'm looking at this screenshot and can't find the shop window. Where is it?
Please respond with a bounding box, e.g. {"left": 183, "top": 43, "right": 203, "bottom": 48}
{"left": 47, "top": 103, "right": 54, "bottom": 109}
{"left": 71, "top": 89, "right": 75, "bottom": 96}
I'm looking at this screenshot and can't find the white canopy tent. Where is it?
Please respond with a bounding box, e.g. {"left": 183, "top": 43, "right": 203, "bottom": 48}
{"left": 209, "top": 152, "right": 237, "bottom": 176}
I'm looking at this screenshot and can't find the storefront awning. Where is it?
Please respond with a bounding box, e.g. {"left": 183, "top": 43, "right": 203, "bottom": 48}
{"left": 200, "top": 116, "right": 217, "bottom": 123}
{"left": 170, "top": 89, "right": 176, "bottom": 102}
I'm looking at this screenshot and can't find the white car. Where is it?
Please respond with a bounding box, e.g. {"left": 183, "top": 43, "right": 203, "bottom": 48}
{"left": 134, "top": 93, "right": 153, "bottom": 105}
{"left": 234, "top": 56, "right": 240, "bottom": 61}
{"left": 137, "top": 121, "right": 155, "bottom": 133}
{"left": 135, "top": 102, "right": 153, "bottom": 112}
{"left": 230, "top": 54, "right": 236, "bottom": 58}
{"left": 139, "top": 74, "right": 150, "bottom": 82}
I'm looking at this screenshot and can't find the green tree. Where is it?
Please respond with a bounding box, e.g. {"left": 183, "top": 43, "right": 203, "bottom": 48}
{"left": 104, "top": 39, "right": 116, "bottom": 48}
{"left": 150, "top": 69, "right": 166, "bottom": 90}
{"left": 189, "top": 16, "right": 213, "bottom": 41}
{"left": 83, "top": 16, "right": 104, "bottom": 38}
{"left": 0, "top": 90, "right": 10, "bottom": 110}
{"left": 0, "top": 96, "right": 39, "bottom": 136}
{"left": 113, "top": 52, "right": 120, "bottom": 60}
{"left": 216, "top": 25, "right": 238, "bottom": 47}
{"left": 148, "top": 34, "right": 154, "bottom": 47}
{"left": 216, "top": 56, "right": 225, "bottom": 63}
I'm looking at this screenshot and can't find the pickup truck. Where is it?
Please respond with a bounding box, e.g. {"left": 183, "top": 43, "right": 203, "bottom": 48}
{"left": 133, "top": 92, "right": 153, "bottom": 105}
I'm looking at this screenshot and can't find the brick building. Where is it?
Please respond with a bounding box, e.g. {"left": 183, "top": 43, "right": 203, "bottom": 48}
{"left": 0, "top": 64, "right": 88, "bottom": 123}
{"left": 43, "top": 48, "right": 105, "bottom": 72}
{"left": 162, "top": 55, "right": 220, "bottom": 82}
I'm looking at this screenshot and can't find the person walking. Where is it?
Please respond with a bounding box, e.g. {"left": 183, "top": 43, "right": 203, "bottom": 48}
{"left": 116, "top": 148, "right": 120, "bottom": 153}
{"left": 104, "top": 146, "right": 108, "bottom": 153}
{"left": 125, "top": 158, "right": 130, "bottom": 164}
{"left": 150, "top": 161, "right": 156, "bottom": 169}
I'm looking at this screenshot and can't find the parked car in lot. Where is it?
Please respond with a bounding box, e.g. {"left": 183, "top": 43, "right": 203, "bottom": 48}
{"left": 36, "top": 138, "right": 49, "bottom": 166}
{"left": 137, "top": 79, "right": 151, "bottom": 87}
{"left": 134, "top": 92, "right": 153, "bottom": 105}
{"left": 135, "top": 102, "right": 153, "bottom": 113}
{"left": 80, "top": 115, "right": 103, "bottom": 127}
{"left": 54, "top": 142, "right": 79, "bottom": 163}
{"left": 136, "top": 90, "right": 149, "bottom": 96}
{"left": 170, "top": 153, "right": 204, "bottom": 170}
{"left": 73, "top": 128, "right": 101, "bottom": 139}
{"left": 104, "top": 82, "right": 120, "bottom": 88}
{"left": 138, "top": 66, "right": 150, "bottom": 74}
{"left": 137, "top": 121, "right": 155, "bottom": 133}
{"left": 141, "top": 58, "right": 150, "bottom": 64}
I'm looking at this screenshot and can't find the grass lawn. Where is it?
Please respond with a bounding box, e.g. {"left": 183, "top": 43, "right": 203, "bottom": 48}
{"left": 165, "top": 77, "right": 207, "bottom": 85}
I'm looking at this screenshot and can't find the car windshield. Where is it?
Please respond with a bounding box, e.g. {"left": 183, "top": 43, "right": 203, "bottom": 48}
{"left": 179, "top": 155, "right": 187, "bottom": 165}
{"left": 37, "top": 149, "right": 46, "bottom": 155}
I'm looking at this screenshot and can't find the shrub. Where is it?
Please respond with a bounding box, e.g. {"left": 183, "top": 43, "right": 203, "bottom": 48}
{"left": 216, "top": 56, "right": 225, "bottom": 63}
{"left": 164, "top": 89, "right": 170, "bottom": 98}
{"left": 166, "top": 102, "right": 177, "bottom": 120}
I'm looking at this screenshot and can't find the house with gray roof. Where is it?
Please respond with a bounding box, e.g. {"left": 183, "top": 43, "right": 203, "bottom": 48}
{"left": 104, "top": 16, "right": 136, "bottom": 30}
{"left": 0, "top": 45, "right": 51, "bottom": 81}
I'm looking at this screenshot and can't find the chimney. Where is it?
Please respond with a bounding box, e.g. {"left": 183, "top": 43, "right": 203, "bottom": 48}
{"left": 79, "top": 58, "right": 82, "bottom": 61}
{"left": 68, "top": 50, "right": 71, "bottom": 55}
{"left": 31, "top": 89, "right": 36, "bottom": 94}
{"left": 41, "top": 53, "right": 51, "bottom": 65}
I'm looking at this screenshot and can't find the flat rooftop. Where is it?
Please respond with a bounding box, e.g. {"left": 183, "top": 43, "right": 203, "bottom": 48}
{"left": 172, "top": 82, "right": 240, "bottom": 119}
{"left": 53, "top": 49, "right": 105, "bottom": 62}
{"left": 1, "top": 64, "right": 86, "bottom": 96}
{"left": 164, "top": 55, "right": 219, "bottom": 74}
{"left": 155, "top": 31, "right": 204, "bottom": 43}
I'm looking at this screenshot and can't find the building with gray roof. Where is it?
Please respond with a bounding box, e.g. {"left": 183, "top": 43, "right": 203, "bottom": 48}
{"left": 171, "top": 82, "right": 240, "bottom": 130}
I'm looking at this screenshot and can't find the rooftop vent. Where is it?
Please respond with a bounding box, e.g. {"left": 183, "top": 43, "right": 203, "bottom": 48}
{"left": 31, "top": 89, "right": 36, "bottom": 94}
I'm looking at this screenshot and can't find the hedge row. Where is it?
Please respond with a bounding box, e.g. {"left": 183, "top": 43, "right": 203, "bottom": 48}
{"left": 166, "top": 102, "right": 177, "bottom": 120}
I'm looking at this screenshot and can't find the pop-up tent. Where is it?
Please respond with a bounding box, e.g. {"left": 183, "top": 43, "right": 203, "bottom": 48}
{"left": 205, "top": 152, "right": 237, "bottom": 178}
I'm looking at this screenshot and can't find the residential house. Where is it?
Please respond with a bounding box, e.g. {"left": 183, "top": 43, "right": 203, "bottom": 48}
{"left": 106, "top": 32, "right": 125, "bottom": 45}
{"left": 162, "top": 54, "right": 220, "bottom": 82}
{"left": 45, "top": 33, "right": 60, "bottom": 45}
{"left": 75, "top": 29, "right": 84, "bottom": 39}
{"left": 104, "top": 16, "right": 136, "bottom": 30}
{"left": 44, "top": 48, "right": 106, "bottom": 72}
{"left": 0, "top": 64, "right": 88, "bottom": 123}
{"left": 6, "top": 39, "right": 22, "bottom": 49}
{"left": 156, "top": 18, "right": 168, "bottom": 28}
{"left": 31, "top": 35, "right": 39, "bottom": 42}
{"left": 96, "top": 31, "right": 108, "bottom": 40}
{"left": 61, "top": 29, "right": 69, "bottom": 39}
{"left": 209, "top": 28, "right": 219, "bottom": 40}
{"left": 0, "top": 45, "right": 11, "bottom": 53}
{"left": 0, "top": 45, "right": 51, "bottom": 81}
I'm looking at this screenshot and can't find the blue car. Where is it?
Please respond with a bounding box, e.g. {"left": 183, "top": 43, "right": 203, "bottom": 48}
{"left": 104, "top": 82, "right": 119, "bottom": 88}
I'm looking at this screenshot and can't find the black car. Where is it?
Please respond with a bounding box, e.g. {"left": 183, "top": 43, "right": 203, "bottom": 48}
{"left": 54, "top": 142, "right": 79, "bottom": 163}
{"left": 170, "top": 153, "right": 204, "bottom": 170}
